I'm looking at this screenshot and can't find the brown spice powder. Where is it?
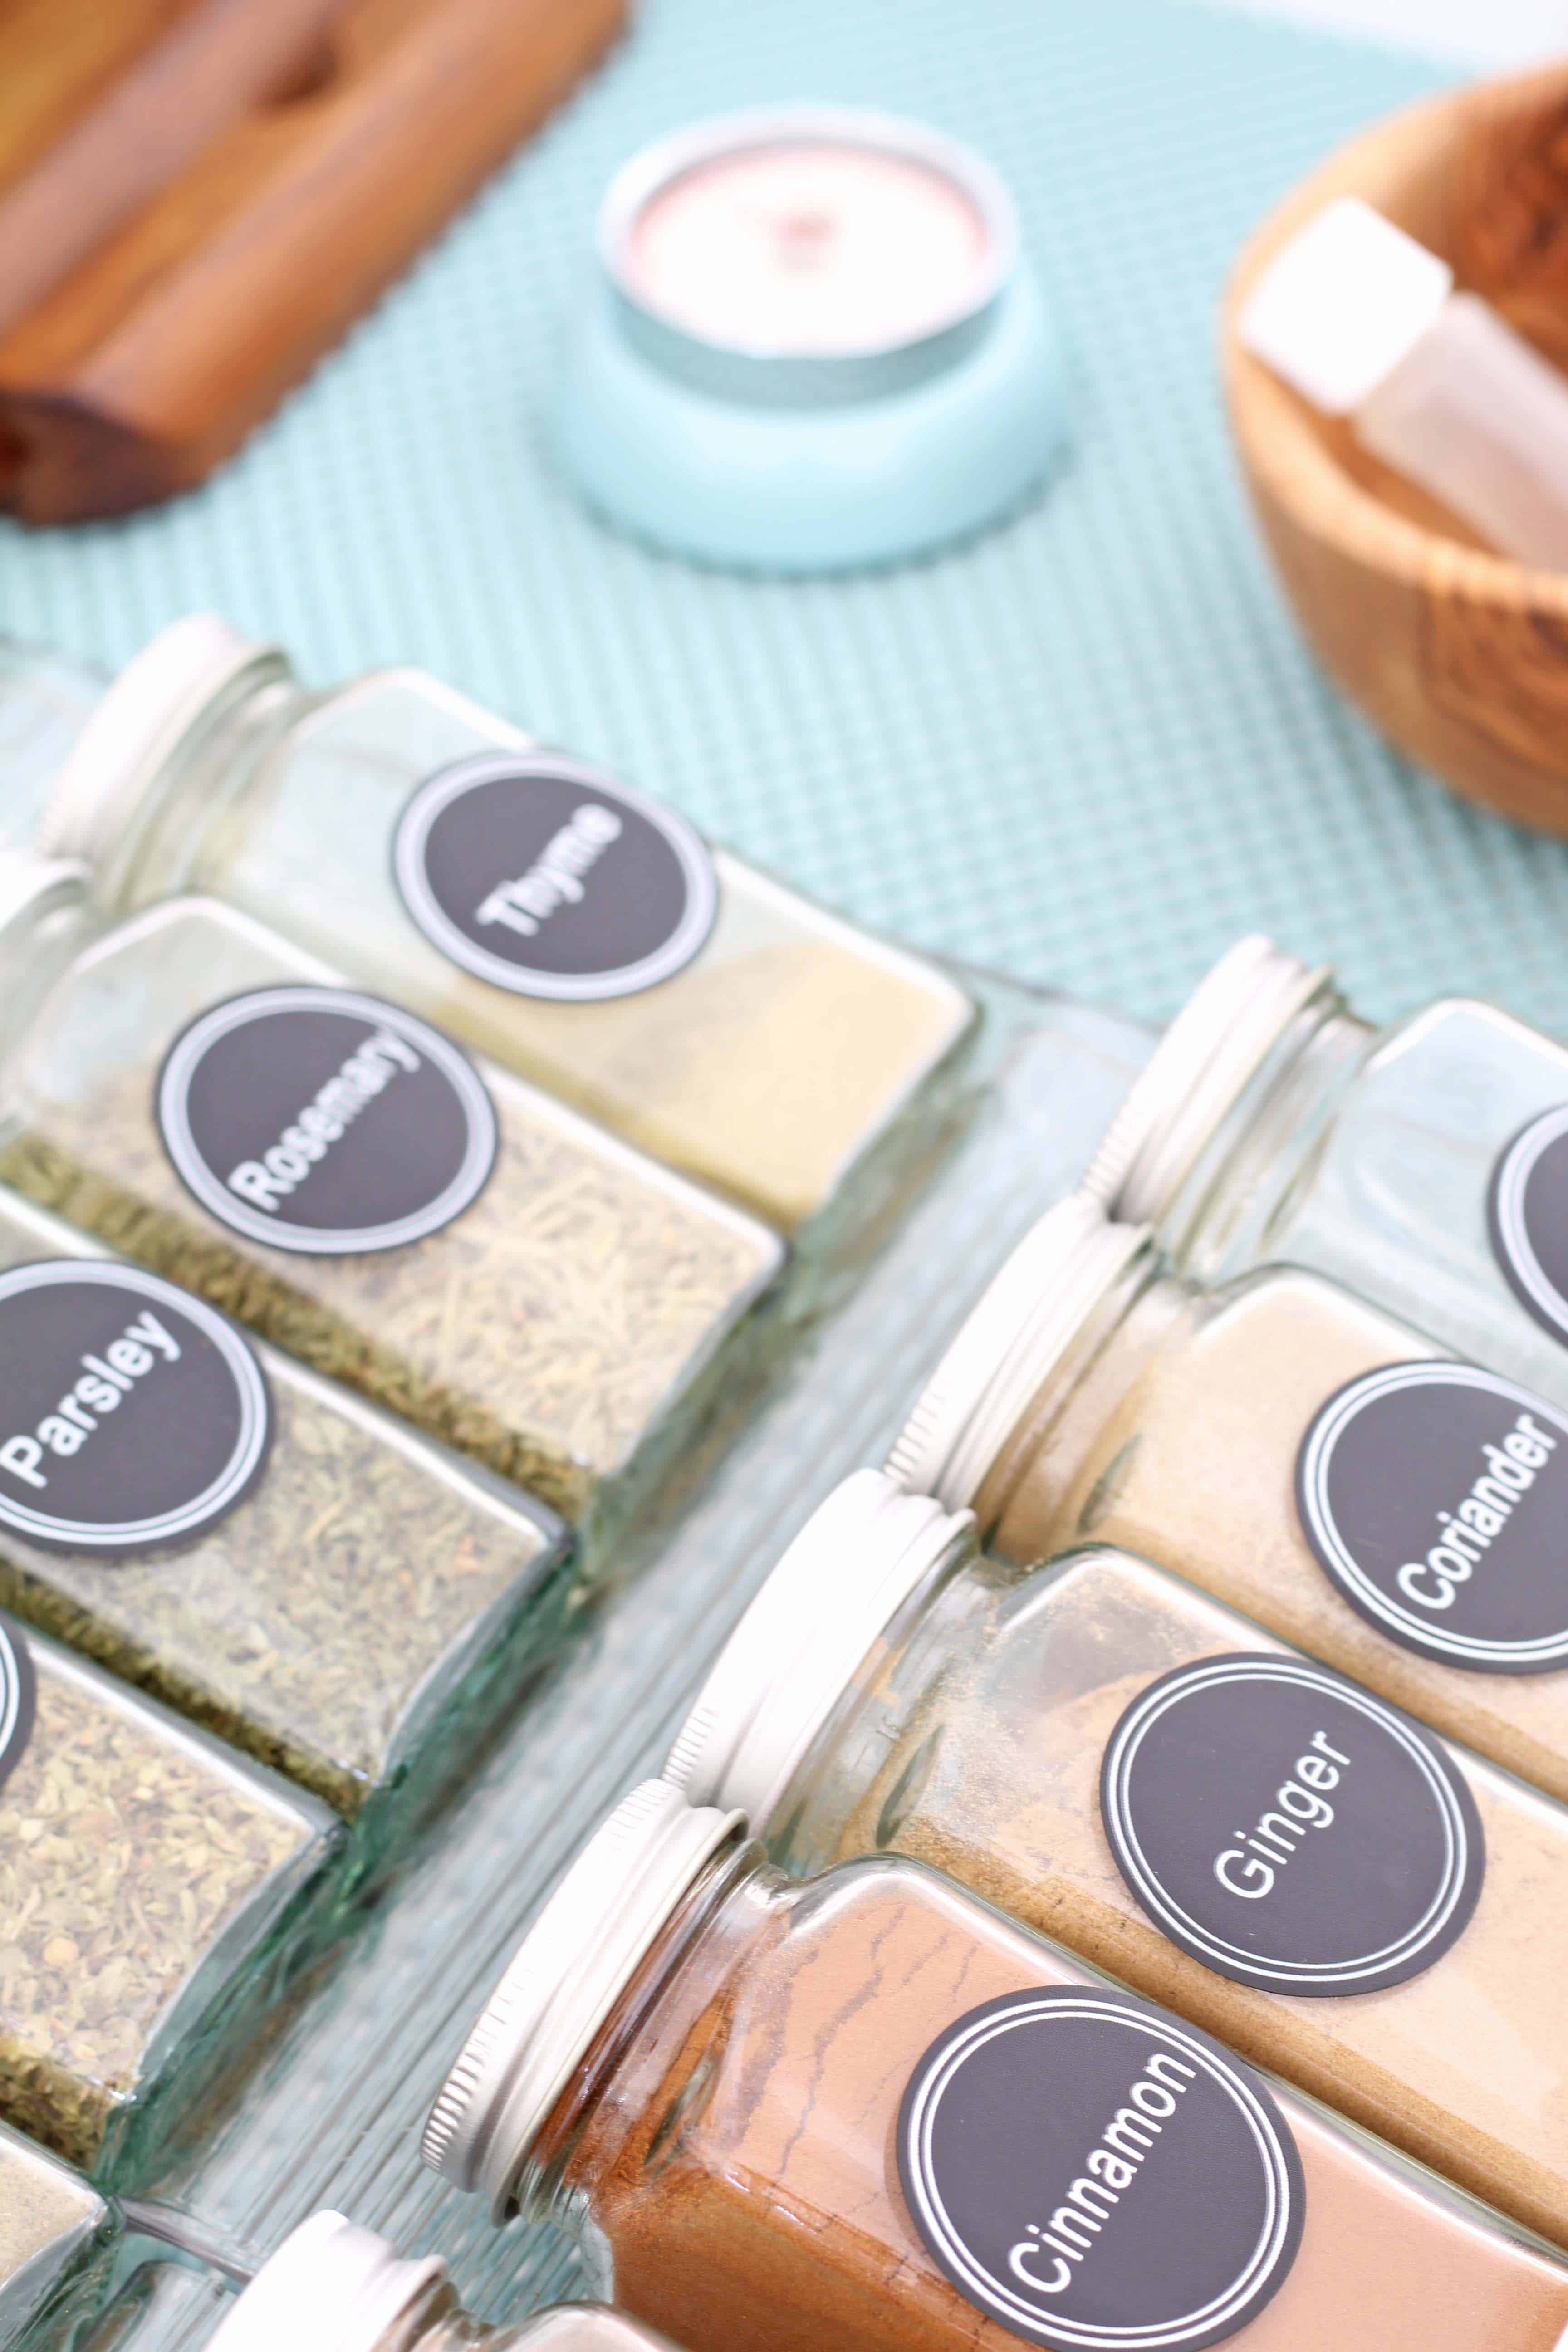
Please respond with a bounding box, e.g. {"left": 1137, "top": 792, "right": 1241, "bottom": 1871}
{"left": 556, "top": 1860, "right": 1568, "bottom": 2352}
{"left": 835, "top": 1549, "right": 1568, "bottom": 2253}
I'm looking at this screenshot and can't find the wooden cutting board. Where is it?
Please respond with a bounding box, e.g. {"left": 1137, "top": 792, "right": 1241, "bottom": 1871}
{"left": 0, "top": 0, "right": 627, "bottom": 521}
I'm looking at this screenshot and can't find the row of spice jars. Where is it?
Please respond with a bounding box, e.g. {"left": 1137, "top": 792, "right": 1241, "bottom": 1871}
{"left": 419, "top": 1759, "right": 1568, "bottom": 2352}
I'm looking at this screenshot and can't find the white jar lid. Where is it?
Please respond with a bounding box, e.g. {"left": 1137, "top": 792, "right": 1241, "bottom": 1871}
{"left": 422, "top": 1780, "right": 744, "bottom": 2220}
{"left": 1079, "top": 937, "right": 1329, "bottom": 1230}
{"left": 206, "top": 2214, "right": 445, "bottom": 2352}
{"left": 887, "top": 1196, "right": 1151, "bottom": 1511}
{"left": 662, "top": 1468, "right": 973, "bottom": 1823}
{"left": 1237, "top": 196, "right": 1454, "bottom": 416}
{"left": 35, "top": 614, "right": 283, "bottom": 880}
{"left": 0, "top": 845, "right": 88, "bottom": 946}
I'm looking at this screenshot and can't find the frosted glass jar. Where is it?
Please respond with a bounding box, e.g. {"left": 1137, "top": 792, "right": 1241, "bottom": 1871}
{"left": 887, "top": 1195, "right": 1568, "bottom": 1807}
{"left": 0, "top": 1612, "right": 336, "bottom": 2180}
{"left": 35, "top": 618, "right": 977, "bottom": 1248}
{"left": 0, "top": 2122, "right": 113, "bottom": 2352}
{"left": 0, "top": 862, "right": 781, "bottom": 1547}
{"left": 422, "top": 1778, "right": 1568, "bottom": 2352}
{"left": 663, "top": 1471, "right": 1568, "bottom": 2253}
{"left": 0, "top": 1184, "right": 573, "bottom": 1855}
{"left": 1081, "top": 935, "right": 1568, "bottom": 1404}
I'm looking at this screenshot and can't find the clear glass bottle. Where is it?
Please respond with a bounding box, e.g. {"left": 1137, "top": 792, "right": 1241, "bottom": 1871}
{"left": 885, "top": 1195, "right": 1568, "bottom": 1806}
{"left": 0, "top": 2121, "right": 115, "bottom": 2352}
{"left": 0, "top": 1608, "right": 337, "bottom": 2182}
{"left": 34, "top": 617, "right": 978, "bottom": 1250}
{"left": 203, "top": 2212, "right": 677, "bottom": 2352}
{"left": 0, "top": 855, "right": 782, "bottom": 1548}
{"left": 422, "top": 1778, "right": 1568, "bottom": 2352}
{"left": 662, "top": 1470, "right": 1568, "bottom": 2257}
{"left": 1080, "top": 933, "right": 1568, "bottom": 1402}
{"left": 0, "top": 1181, "right": 573, "bottom": 1862}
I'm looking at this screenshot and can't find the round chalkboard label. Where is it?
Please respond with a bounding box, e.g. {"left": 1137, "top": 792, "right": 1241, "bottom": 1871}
{"left": 0, "top": 1618, "right": 35, "bottom": 1793}
{"left": 1490, "top": 1105, "right": 1568, "bottom": 1350}
{"left": 1099, "top": 1654, "right": 1483, "bottom": 1997}
{"left": 897, "top": 1985, "right": 1304, "bottom": 2351}
{"left": 0, "top": 1262, "right": 271, "bottom": 1556}
{"left": 1296, "top": 1359, "right": 1568, "bottom": 1673}
{"left": 392, "top": 752, "right": 717, "bottom": 1002}
{"left": 157, "top": 988, "right": 497, "bottom": 1256}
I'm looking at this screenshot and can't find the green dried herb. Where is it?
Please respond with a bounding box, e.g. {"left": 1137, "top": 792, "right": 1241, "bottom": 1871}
{"left": 0, "top": 1636, "right": 321, "bottom": 2170}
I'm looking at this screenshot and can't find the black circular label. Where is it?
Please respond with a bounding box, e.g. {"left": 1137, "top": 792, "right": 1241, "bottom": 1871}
{"left": 897, "top": 1985, "right": 1304, "bottom": 2351}
{"left": 157, "top": 988, "right": 498, "bottom": 1256}
{"left": 1490, "top": 1106, "right": 1568, "bottom": 1349}
{"left": 0, "top": 1262, "right": 271, "bottom": 1555}
{"left": 1296, "top": 1360, "right": 1568, "bottom": 1673}
{"left": 1099, "top": 1654, "right": 1484, "bottom": 1997}
{"left": 0, "top": 1617, "right": 35, "bottom": 1792}
{"left": 392, "top": 753, "right": 718, "bottom": 1001}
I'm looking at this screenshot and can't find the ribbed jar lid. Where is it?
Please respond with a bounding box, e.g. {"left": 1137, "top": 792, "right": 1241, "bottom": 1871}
{"left": 206, "top": 2214, "right": 444, "bottom": 2352}
{"left": 35, "top": 615, "right": 284, "bottom": 880}
{"left": 887, "top": 1195, "right": 1150, "bottom": 1512}
{"left": 1079, "top": 937, "right": 1329, "bottom": 1228}
{"left": 662, "top": 1468, "right": 973, "bottom": 1823}
{"left": 422, "top": 1780, "right": 744, "bottom": 2220}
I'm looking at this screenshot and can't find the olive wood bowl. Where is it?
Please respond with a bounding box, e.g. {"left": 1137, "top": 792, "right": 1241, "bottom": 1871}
{"left": 1224, "top": 59, "right": 1568, "bottom": 835}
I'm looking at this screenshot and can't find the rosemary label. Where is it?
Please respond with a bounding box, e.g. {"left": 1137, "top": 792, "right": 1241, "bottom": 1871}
{"left": 898, "top": 1986, "right": 1304, "bottom": 2350}
{"left": 392, "top": 751, "right": 718, "bottom": 1001}
{"left": 0, "top": 1262, "right": 271, "bottom": 1555}
{"left": 157, "top": 987, "right": 498, "bottom": 1256}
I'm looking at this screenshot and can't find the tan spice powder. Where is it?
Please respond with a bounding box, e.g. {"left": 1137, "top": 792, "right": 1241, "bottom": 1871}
{"left": 553, "top": 1860, "right": 1568, "bottom": 2352}
{"left": 833, "top": 1548, "right": 1568, "bottom": 2253}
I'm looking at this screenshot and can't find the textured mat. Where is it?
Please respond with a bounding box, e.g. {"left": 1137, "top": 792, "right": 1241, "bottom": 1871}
{"left": 5, "top": 0, "right": 1559, "bottom": 1039}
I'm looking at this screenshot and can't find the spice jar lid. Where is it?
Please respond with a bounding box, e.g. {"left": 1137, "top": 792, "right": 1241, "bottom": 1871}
{"left": 662, "top": 1467, "right": 972, "bottom": 1823}
{"left": 35, "top": 614, "right": 285, "bottom": 882}
{"left": 0, "top": 845, "right": 88, "bottom": 946}
{"left": 206, "top": 2213, "right": 446, "bottom": 2352}
{"left": 887, "top": 1195, "right": 1150, "bottom": 1511}
{"left": 1079, "top": 937, "right": 1331, "bottom": 1227}
{"left": 422, "top": 1780, "right": 745, "bottom": 2219}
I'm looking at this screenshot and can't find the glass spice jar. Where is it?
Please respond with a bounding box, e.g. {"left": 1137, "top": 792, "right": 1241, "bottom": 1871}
{"left": 0, "top": 1608, "right": 337, "bottom": 2181}
{"left": 1079, "top": 934, "right": 1568, "bottom": 1406}
{"left": 422, "top": 1778, "right": 1568, "bottom": 2352}
{"left": 33, "top": 617, "right": 978, "bottom": 1250}
{"left": 0, "top": 855, "right": 782, "bottom": 1546}
{"left": 0, "top": 1182, "right": 574, "bottom": 1857}
{"left": 662, "top": 1470, "right": 1568, "bottom": 2256}
{"left": 885, "top": 1193, "right": 1568, "bottom": 1809}
{"left": 0, "top": 2120, "right": 115, "bottom": 2352}
{"left": 203, "top": 2211, "right": 679, "bottom": 2352}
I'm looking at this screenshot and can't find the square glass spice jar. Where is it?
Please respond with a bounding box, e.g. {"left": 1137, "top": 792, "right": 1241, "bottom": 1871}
{"left": 0, "top": 857, "right": 782, "bottom": 1552}
{"left": 1080, "top": 934, "right": 1568, "bottom": 1407}
{"left": 0, "top": 1183, "right": 574, "bottom": 1865}
{"left": 0, "top": 2121, "right": 114, "bottom": 2352}
{"left": 32, "top": 617, "right": 978, "bottom": 1257}
{"left": 0, "top": 1610, "right": 337, "bottom": 2183}
{"left": 661, "top": 1470, "right": 1568, "bottom": 2256}
{"left": 886, "top": 1194, "right": 1568, "bottom": 1808}
{"left": 421, "top": 1776, "right": 1568, "bottom": 2352}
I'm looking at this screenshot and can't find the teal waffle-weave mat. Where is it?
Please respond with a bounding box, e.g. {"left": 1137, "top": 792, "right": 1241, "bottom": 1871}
{"left": 4, "top": 0, "right": 1562, "bottom": 1037}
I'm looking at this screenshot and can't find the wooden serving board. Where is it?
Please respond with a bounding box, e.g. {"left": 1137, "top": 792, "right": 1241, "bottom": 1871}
{"left": 0, "top": 0, "right": 627, "bottom": 522}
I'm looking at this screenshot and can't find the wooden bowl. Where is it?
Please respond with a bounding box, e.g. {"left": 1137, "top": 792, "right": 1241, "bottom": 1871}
{"left": 1225, "top": 59, "right": 1568, "bottom": 835}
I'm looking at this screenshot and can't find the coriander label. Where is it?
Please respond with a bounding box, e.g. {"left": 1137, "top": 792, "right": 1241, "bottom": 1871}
{"left": 1100, "top": 1655, "right": 1484, "bottom": 1996}
{"left": 392, "top": 752, "right": 718, "bottom": 1001}
{"left": 1490, "top": 1106, "right": 1568, "bottom": 1348}
{"left": 157, "top": 987, "right": 498, "bottom": 1256}
{"left": 0, "top": 1263, "right": 271, "bottom": 1556}
{"left": 1296, "top": 1361, "right": 1568, "bottom": 1673}
{"left": 897, "top": 1986, "right": 1304, "bottom": 2350}
{"left": 0, "top": 1617, "right": 33, "bottom": 1791}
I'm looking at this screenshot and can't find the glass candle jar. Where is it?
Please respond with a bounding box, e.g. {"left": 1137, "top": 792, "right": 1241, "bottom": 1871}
{"left": 204, "top": 2212, "right": 677, "bottom": 2352}
{"left": 662, "top": 1471, "right": 1568, "bottom": 2254}
{"left": 887, "top": 1193, "right": 1568, "bottom": 1807}
{"left": 1079, "top": 935, "right": 1568, "bottom": 1404}
{"left": 0, "top": 1609, "right": 336, "bottom": 2180}
{"left": 0, "top": 2121, "right": 114, "bottom": 2352}
{"left": 34, "top": 617, "right": 977, "bottom": 1249}
{"left": 422, "top": 1778, "right": 1568, "bottom": 2352}
{"left": 0, "top": 1183, "right": 573, "bottom": 1852}
{"left": 0, "top": 858, "right": 781, "bottom": 1545}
